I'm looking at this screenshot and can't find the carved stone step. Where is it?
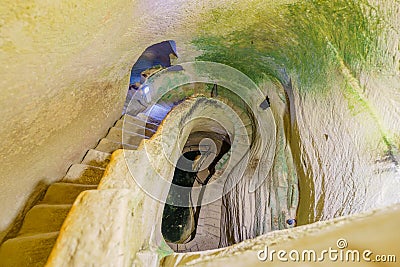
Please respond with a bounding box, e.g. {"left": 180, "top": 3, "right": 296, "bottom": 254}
{"left": 41, "top": 183, "right": 97, "bottom": 205}
{"left": 18, "top": 204, "right": 72, "bottom": 236}
{"left": 95, "top": 138, "right": 138, "bottom": 153}
{"left": 140, "top": 103, "right": 171, "bottom": 123}
{"left": 121, "top": 114, "right": 158, "bottom": 131}
{"left": 0, "top": 232, "right": 59, "bottom": 267}
{"left": 136, "top": 113, "right": 163, "bottom": 125}
{"left": 81, "top": 149, "right": 111, "bottom": 168}
{"left": 105, "top": 127, "right": 148, "bottom": 147}
{"left": 114, "top": 119, "right": 156, "bottom": 137}
{"left": 62, "top": 164, "right": 105, "bottom": 185}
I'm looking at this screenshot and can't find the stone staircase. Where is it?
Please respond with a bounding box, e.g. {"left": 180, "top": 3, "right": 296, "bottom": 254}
{"left": 0, "top": 107, "right": 169, "bottom": 267}
{"left": 166, "top": 107, "right": 253, "bottom": 253}
{"left": 166, "top": 166, "right": 230, "bottom": 253}
{"left": 167, "top": 198, "right": 222, "bottom": 253}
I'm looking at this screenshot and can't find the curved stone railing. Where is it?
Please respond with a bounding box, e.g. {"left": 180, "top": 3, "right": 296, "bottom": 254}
{"left": 45, "top": 57, "right": 300, "bottom": 265}
{"left": 46, "top": 95, "right": 274, "bottom": 266}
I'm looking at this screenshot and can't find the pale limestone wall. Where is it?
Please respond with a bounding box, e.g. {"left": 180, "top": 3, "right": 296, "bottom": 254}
{"left": 220, "top": 81, "right": 298, "bottom": 246}
{"left": 0, "top": 0, "right": 239, "bottom": 243}
{"left": 291, "top": 74, "right": 400, "bottom": 224}
{"left": 0, "top": 1, "right": 131, "bottom": 240}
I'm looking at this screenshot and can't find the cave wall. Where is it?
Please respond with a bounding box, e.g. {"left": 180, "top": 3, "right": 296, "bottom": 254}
{"left": 189, "top": 0, "right": 400, "bottom": 226}
{"left": 0, "top": 1, "right": 132, "bottom": 240}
